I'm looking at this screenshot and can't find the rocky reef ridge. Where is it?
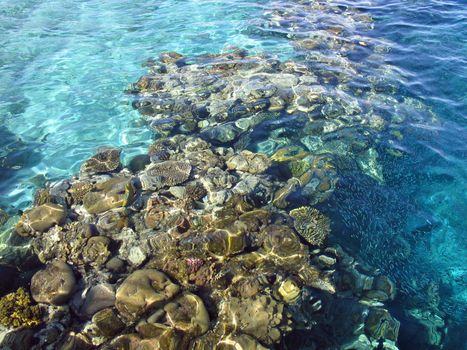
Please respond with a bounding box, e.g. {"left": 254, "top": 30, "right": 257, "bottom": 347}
{"left": 0, "top": 132, "right": 400, "bottom": 349}
{"left": 0, "top": 0, "right": 423, "bottom": 347}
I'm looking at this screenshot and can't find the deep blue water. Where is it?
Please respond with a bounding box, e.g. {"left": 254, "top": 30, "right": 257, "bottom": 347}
{"left": 355, "top": 2, "right": 467, "bottom": 347}
{"left": 330, "top": 1, "right": 467, "bottom": 347}
{"left": 0, "top": 0, "right": 465, "bottom": 348}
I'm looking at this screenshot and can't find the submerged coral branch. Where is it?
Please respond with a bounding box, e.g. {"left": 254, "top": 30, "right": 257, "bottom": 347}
{"left": 0, "top": 287, "right": 41, "bottom": 329}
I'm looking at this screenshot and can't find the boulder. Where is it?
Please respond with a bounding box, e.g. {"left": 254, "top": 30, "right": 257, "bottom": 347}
{"left": 30, "top": 261, "right": 76, "bottom": 305}
{"left": 16, "top": 203, "right": 66, "bottom": 236}
{"left": 115, "top": 269, "right": 180, "bottom": 320}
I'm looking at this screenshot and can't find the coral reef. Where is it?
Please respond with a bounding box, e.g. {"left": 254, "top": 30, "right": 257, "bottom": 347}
{"left": 3, "top": 1, "right": 410, "bottom": 347}
{"left": 290, "top": 206, "right": 331, "bottom": 246}
{"left": 140, "top": 160, "right": 192, "bottom": 190}
{"left": 0, "top": 287, "right": 41, "bottom": 329}
{"left": 227, "top": 150, "right": 271, "bottom": 174}
{"left": 7, "top": 133, "right": 401, "bottom": 348}
{"left": 82, "top": 176, "right": 135, "bottom": 214}
{"left": 115, "top": 269, "right": 181, "bottom": 320}
{"left": 80, "top": 147, "right": 121, "bottom": 176}
{"left": 218, "top": 295, "right": 291, "bottom": 345}
{"left": 0, "top": 208, "right": 8, "bottom": 226}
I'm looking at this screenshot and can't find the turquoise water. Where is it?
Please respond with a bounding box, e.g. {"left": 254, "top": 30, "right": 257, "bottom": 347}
{"left": 0, "top": 0, "right": 293, "bottom": 210}
{"left": 370, "top": 3, "right": 466, "bottom": 346}
{"left": 0, "top": 0, "right": 466, "bottom": 348}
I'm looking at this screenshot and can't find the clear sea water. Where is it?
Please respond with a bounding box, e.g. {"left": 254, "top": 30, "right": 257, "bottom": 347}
{"left": 0, "top": 0, "right": 465, "bottom": 348}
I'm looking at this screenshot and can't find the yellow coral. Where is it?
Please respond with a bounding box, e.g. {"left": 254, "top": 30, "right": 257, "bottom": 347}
{"left": 271, "top": 146, "right": 308, "bottom": 162}
{"left": 68, "top": 182, "right": 94, "bottom": 204}
{"left": 0, "top": 287, "right": 41, "bottom": 329}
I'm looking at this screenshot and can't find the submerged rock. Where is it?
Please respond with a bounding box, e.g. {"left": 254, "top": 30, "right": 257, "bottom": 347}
{"left": 10, "top": 128, "right": 402, "bottom": 349}
{"left": 365, "top": 308, "right": 400, "bottom": 341}
{"left": 277, "top": 278, "right": 301, "bottom": 304}
{"left": 164, "top": 292, "right": 210, "bottom": 337}
{"left": 159, "top": 51, "right": 185, "bottom": 64}
{"left": 16, "top": 203, "right": 66, "bottom": 237}
{"left": 115, "top": 269, "right": 180, "bottom": 320}
{"left": 56, "top": 332, "right": 93, "bottom": 350}
{"left": 128, "top": 154, "right": 151, "bottom": 173}
{"left": 68, "top": 182, "right": 94, "bottom": 205}
{"left": 82, "top": 177, "right": 134, "bottom": 214}
{"left": 219, "top": 295, "right": 291, "bottom": 345}
{"left": 0, "top": 208, "right": 9, "bottom": 226}
{"left": 0, "top": 264, "right": 19, "bottom": 294}
{"left": 272, "top": 177, "right": 301, "bottom": 209}
{"left": 92, "top": 308, "right": 125, "bottom": 337}
{"left": 226, "top": 150, "right": 271, "bottom": 174}
{"left": 81, "top": 284, "right": 115, "bottom": 318}
{"left": 10, "top": 22, "right": 410, "bottom": 346}
{"left": 214, "top": 334, "right": 268, "bottom": 350}
{"left": 30, "top": 261, "right": 76, "bottom": 305}
{"left": 0, "top": 328, "right": 36, "bottom": 349}
{"left": 271, "top": 146, "right": 308, "bottom": 162}
{"left": 204, "top": 227, "right": 248, "bottom": 257}
{"left": 81, "top": 236, "right": 111, "bottom": 267}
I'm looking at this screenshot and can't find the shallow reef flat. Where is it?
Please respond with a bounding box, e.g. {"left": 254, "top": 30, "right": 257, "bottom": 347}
{"left": 0, "top": 133, "right": 400, "bottom": 349}
{"left": 0, "top": 46, "right": 402, "bottom": 348}
{"left": 0, "top": 0, "right": 450, "bottom": 349}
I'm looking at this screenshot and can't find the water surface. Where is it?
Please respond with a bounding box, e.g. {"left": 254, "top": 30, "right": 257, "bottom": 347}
{"left": 0, "top": 0, "right": 465, "bottom": 348}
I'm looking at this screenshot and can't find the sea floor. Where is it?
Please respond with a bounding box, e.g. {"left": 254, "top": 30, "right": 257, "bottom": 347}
{"left": 0, "top": 0, "right": 465, "bottom": 349}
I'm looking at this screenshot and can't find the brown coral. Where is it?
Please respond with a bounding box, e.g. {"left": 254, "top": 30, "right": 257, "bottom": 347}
{"left": 81, "top": 236, "right": 111, "bottom": 267}
{"left": 289, "top": 206, "right": 331, "bottom": 246}
{"left": 82, "top": 177, "right": 133, "bottom": 214}
{"left": 15, "top": 203, "right": 66, "bottom": 237}
{"left": 226, "top": 150, "right": 271, "bottom": 174}
{"left": 164, "top": 292, "right": 210, "bottom": 337}
{"left": 30, "top": 261, "right": 76, "bottom": 305}
{"left": 68, "top": 182, "right": 94, "bottom": 204}
{"left": 218, "top": 295, "right": 291, "bottom": 345}
{"left": 144, "top": 194, "right": 191, "bottom": 233}
{"left": 185, "top": 181, "right": 207, "bottom": 201}
{"left": 140, "top": 161, "right": 192, "bottom": 190}
{"left": 115, "top": 269, "right": 181, "bottom": 320}
{"left": 80, "top": 147, "right": 121, "bottom": 175}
